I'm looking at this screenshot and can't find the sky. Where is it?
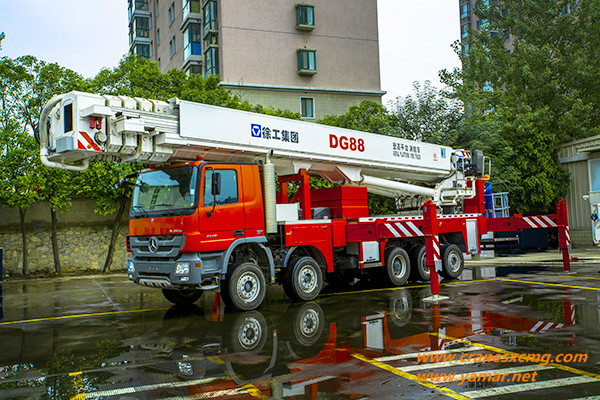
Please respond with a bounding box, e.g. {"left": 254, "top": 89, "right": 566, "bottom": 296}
{"left": 0, "top": 0, "right": 462, "bottom": 106}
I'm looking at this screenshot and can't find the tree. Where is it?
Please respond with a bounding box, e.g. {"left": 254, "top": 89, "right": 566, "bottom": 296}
{"left": 319, "top": 100, "right": 398, "bottom": 135}
{"left": 78, "top": 161, "right": 140, "bottom": 273}
{"left": 389, "top": 81, "right": 463, "bottom": 147}
{"left": 0, "top": 56, "right": 88, "bottom": 275}
{"left": 0, "top": 125, "right": 43, "bottom": 275}
{"left": 441, "top": 0, "right": 599, "bottom": 214}
{"left": 91, "top": 54, "right": 300, "bottom": 118}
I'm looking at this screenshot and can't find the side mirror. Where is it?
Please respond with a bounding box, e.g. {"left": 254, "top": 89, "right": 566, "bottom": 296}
{"left": 212, "top": 172, "right": 221, "bottom": 196}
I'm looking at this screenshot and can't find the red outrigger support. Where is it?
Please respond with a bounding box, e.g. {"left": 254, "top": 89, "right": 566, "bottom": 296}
{"left": 421, "top": 198, "right": 573, "bottom": 299}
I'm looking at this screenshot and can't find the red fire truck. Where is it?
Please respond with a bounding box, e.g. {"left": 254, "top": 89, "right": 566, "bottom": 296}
{"left": 39, "top": 92, "right": 572, "bottom": 310}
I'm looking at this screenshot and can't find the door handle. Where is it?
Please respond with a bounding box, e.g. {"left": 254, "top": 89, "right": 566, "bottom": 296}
{"left": 234, "top": 230, "right": 244, "bottom": 237}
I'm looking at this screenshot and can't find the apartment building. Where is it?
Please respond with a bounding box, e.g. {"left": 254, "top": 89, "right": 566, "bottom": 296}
{"left": 128, "top": 0, "right": 385, "bottom": 119}
{"left": 458, "top": 0, "right": 515, "bottom": 53}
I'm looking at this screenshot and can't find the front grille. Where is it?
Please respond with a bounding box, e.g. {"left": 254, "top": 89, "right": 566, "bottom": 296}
{"left": 130, "top": 234, "right": 185, "bottom": 258}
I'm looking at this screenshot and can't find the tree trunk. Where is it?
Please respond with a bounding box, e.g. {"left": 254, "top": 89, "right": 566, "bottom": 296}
{"left": 19, "top": 208, "right": 28, "bottom": 276}
{"left": 50, "top": 207, "right": 62, "bottom": 276}
{"left": 103, "top": 194, "right": 127, "bottom": 273}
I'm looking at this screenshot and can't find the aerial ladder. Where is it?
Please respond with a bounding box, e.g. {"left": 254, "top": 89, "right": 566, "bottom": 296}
{"left": 39, "top": 92, "right": 572, "bottom": 310}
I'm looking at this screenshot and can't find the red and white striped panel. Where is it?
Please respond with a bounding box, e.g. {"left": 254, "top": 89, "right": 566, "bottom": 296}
{"left": 77, "top": 131, "right": 102, "bottom": 152}
{"left": 384, "top": 221, "right": 424, "bottom": 238}
{"left": 564, "top": 226, "right": 571, "bottom": 246}
{"left": 523, "top": 216, "right": 557, "bottom": 229}
{"left": 529, "top": 321, "right": 564, "bottom": 332}
{"left": 431, "top": 235, "right": 441, "bottom": 261}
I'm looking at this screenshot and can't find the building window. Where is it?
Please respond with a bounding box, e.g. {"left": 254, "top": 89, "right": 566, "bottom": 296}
{"left": 463, "top": 43, "right": 470, "bottom": 56}
{"left": 205, "top": 46, "right": 219, "bottom": 76}
{"left": 135, "top": 43, "right": 151, "bottom": 58}
{"left": 134, "top": 16, "right": 150, "bottom": 38}
{"left": 168, "top": 2, "right": 175, "bottom": 26}
{"left": 184, "top": 23, "right": 202, "bottom": 58}
{"left": 183, "top": 0, "right": 201, "bottom": 17}
{"left": 156, "top": 28, "right": 160, "bottom": 45}
{"left": 301, "top": 98, "right": 315, "bottom": 119}
{"left": 203, "top": 1, "right": 218, "bottom": 36}
{"left": 136, "top": 0, "right": 149, "bottom": 11}
{"left": 296, "top": 4, "right": 315, "bottom": 30}
{"left": 297, "top": 49, "right": 316, "bottom": 75}
{"left": 169, "top": 36, "right": 176, "bottom": 58}
{"left": 460, "top": 3, "right": 470, "bottom": 19}
{"left": 461, "top": 23, "right": 468, "bottom": 38}
{"left": 156, "top": 0, "right": 159, "bottom": 14}
{"left": 187, "top": 64, "right": 203, "bottom": 75}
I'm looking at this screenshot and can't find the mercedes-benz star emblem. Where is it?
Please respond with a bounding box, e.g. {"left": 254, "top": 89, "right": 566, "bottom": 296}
{"left": 148, "top": 236, "right": 159, "bottom": 253}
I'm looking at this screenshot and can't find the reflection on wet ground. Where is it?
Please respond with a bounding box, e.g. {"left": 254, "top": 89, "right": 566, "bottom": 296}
{"left": 1, "top": 265, "right": 600, "bottom": 399}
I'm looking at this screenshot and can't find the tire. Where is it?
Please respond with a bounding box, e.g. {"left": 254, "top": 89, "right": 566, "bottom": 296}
{"left": 231, "top": 311, "right": 268, "bottom": 353}
{"left": 221, "top": 262, "right": 266, "bottom": 311}
{"left": 389, "top": 289, "right": 412, "bottom": 328}
{"left": 383, "top": 247, "right": 411, "bottom": 286}
{"left": 292, "top": 302, "right": 326, "bottom": 347}
{"left": 441, "top": 244, "right": 464, "bottom": 279}
{"left": 283, "top": 256, "right": 323, "bottom": 301}
{"left": 409, "top": 244, "right": 430, "bottom": 281}
{"left": 162, "top": 288, "right": 203, "bottom": 306}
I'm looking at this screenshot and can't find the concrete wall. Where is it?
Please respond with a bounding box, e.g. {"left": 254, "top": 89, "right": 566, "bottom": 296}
{"left": 228, "top": 86, "right": 382, "bottom": 120}
{"left": 0, "top": 198, "right": 130, "bottom": 277}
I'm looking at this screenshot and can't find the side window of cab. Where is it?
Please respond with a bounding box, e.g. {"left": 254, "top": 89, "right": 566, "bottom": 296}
{"left": 204, "top": 169, "right": 239, "bottom": 206}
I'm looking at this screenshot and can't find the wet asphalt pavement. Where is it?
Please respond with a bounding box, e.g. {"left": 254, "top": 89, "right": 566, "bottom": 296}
{"left": 1, "top": 253, "right": 600, "bottom": 399}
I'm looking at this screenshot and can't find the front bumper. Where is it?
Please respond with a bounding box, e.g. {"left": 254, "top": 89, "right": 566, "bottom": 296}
{"left": 128, "top": 252, "right": 225, "bottom": 290}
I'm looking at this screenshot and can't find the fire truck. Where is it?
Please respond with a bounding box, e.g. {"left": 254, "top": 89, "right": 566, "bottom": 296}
{"left": 38, "top": 92, "right": 572, "bottom": 310}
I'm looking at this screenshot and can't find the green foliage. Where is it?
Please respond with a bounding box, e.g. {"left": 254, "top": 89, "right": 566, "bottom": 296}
{"left": 319, "top": 100, "right": 398, "bottom": 135}
{"left": 389, "top": 81, "right": 463, "bottom": 147}
{"left": 442, "top": 0, "right": 600, "bottom": 213}
{"left": 91, "top": 54, "right": 300, "bottom": 119}
{"left": 0, "top": 125, "right": 42, "bottom": 210}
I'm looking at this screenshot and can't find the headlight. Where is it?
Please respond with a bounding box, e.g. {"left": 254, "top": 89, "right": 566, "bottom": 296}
{"left": 175, "top": 262, "right": 190, "bottom": 275}
{"left": 177, "top": 361, "right": 193, "bottom": 376}
{"left": 128, "top": 261, "right": 135, "bottom": 273}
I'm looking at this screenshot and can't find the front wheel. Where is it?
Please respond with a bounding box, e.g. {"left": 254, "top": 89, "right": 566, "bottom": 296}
{"left": 222, "top": 262, "right": 266, "bottom": 311}
{"left": 440, "top": 244, "right": 464, "bottom": 279}
{"left": 162, "top": 288, "right": 203, "bottom": 306}
{"left": 283, "top": 256, "right": 323, "bottom": 301}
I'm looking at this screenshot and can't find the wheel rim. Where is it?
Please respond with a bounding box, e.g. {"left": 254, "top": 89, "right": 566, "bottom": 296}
{"left": 391, "top": 255, "right": 407, "bottom": 278}
{"left": 237, "top": 317, "right": 262, "bottom": 350}
{"left": 298, "top": 265, "right": 317, "bottom": 293}
{"left": 299, "top": 309, "right": 319, "bottom": 338}
{"left": 447, "top": 251, "right": 461, "bottom": 272}
{"left": 237, "top": 271, "right": 260, "bottom": 302}
{"left": 420, "top": 253, "right": 429, "bottom": 276}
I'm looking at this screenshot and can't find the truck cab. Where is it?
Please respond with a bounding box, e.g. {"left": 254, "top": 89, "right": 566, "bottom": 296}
{"left": 127, "top": 161, "right": 271, "bottom": 309}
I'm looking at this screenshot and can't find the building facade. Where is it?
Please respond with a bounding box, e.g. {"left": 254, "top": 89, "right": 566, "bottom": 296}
{"left": 458, "top": 0, "right": 515, "bottom": 54}
{"left": 128, "top": 0, "right": 384, "bottom": 120}
{"left": 560, "top": 136, "right": 600, "bottom": 247}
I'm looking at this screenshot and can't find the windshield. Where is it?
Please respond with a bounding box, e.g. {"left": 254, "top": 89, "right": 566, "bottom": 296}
{"left": 131, "top": 165, "right": 197, "bottom": 213}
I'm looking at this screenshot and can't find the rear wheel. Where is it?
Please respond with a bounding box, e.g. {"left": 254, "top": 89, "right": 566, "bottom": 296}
{"left": 162, "top": 289, "right": 203, "bottom": 306}
{"left": 409, "top": 244, "right": 430, "bottom": 281}
{"left": 441, "top": 244, "right": 464, "bottom": 279}
{"left": 283, "top": 256, "right": 323, "bottom": 301}
{"left": 221, "top": 262, "right": 266, "bottom": 311}
{"left": 383, "top": 247, "right": 410, "bottom": 286}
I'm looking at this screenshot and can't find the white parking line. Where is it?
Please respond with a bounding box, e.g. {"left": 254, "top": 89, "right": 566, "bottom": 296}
{"left": 461, "top": 376, "right": 599, "bottom": 398}
{"left": 84, "top": 377, "right": 222, "bottom": 398}
{"left": 375, "top": 346, "right": 481, "bottom": 362}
